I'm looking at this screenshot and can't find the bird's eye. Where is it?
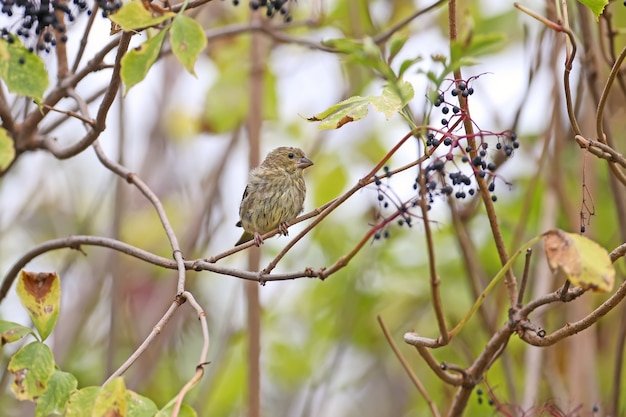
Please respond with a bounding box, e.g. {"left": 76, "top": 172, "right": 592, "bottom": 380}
{"left": 288, "top": 153, "right": 294, "bottom": 159}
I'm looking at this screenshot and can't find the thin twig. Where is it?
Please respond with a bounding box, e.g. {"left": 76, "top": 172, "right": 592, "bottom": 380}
{"left": 377, "top": 316, "right": 441, "bottom": 417}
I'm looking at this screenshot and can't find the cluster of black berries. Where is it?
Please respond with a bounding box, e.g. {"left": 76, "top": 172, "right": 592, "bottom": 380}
{"left": 475, "top": 388, "right": 494, "bottom": 406}
{"left": 420, "top": 79, "right": 519, "bottom": 203}
{"left": 371, "top": 167, "right": 415, "bottom": 241}
{"left": 232, "top": 0, "right": 293, "bottom": 22}
{"left": 0, "top": 0, "right": 121, "bottom": 52}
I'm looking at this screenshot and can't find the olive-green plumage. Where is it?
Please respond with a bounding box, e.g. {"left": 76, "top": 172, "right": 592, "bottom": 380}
{"left": 235, "top": 147, "right": 313, "bottom": 246}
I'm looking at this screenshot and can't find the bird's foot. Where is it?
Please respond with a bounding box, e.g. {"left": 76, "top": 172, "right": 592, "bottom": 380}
{"left": 253, "top": 232, "right": 264, "bottom": 247}
{"left": 278, "top": 222, "right": 289, "bottom": 236}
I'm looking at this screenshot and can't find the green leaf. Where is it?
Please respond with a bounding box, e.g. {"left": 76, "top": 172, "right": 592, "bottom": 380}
{"left": 35, "top": 371, "right": 78, "bottom": 417}
{"left": 0, "top": 320, "right": 34, "bottom": 345}
{"left": 321, "top": 38, "right": 365, "bottom": 54}
{"left": 8, "top": 341, "right": 55, "bottom": 401}
{"left": 0, "top": 38, "right": 48, "bottom": 101}
{"left": 170, "top": 14, "right": 207, "bottom": 76}
{"left": 65, "top": 386, "right": 100, "bottom": 417}
{"left": 93, "top": 377, "right": 127, "bottom": 417}
{"left": 307, "top": 81, "right": 413, "bottom": 129}
{"left": 544, "top": 229, "right": 615, "bottom": 292}
{"left": 307, "top": 96, "right": 370, "bottom": 130}
{"left": 0, "top": 127, "right": 15, "bottom": 172}
{"left": 369, "top": 81, "right": 414, "bottom": 118}
{"left": 398, "top": 56, "right": 422, "bottom": 77}
{"left": 450, "top": 32, "right": 506, "bottom": 67}
{"left": 108, "top": 1, "right": 174, "bottom": 31}
{"left": 387, "top": 32, "right": 408, "bottom": 63}
{"left": 126, "top": 390, "right": 159, "bottom": 417}
{"left": 16, "top": 271, "right": 60, "bottom": 341}
{"left": 121, "top": 28, "right": 168, "bottom": 93}
{"left": 577, "top": 0, "right": 608, "bottom": 20}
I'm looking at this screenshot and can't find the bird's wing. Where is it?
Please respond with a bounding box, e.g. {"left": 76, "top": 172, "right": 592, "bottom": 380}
{"left": 235, "top": 185, "right": 250, "bottom": 227}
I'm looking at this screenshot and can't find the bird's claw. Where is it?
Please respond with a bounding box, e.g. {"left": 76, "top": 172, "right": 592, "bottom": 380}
{"left": 253, "top": 232, "right": 264, "bottom": 247}
{"left": 278, "top": 222, "right": 289, "bottom": 236}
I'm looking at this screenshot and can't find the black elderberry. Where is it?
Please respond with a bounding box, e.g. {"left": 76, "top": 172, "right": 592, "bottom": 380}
{"left": 461, "top": 155, "right": 469, "bottom": 163}
{"left": 462, "top": 176, "right": 471, "bottom": 186}
{"left": 478, "top": 170, "right": 486, "bottom": 178}
{"left": 481, "top": 142, "right": 488, "bottom": 150}
{"left": 398, "top": 219, "right": 404, "bottom": 226}
{"left": 431, "top": 138, "right": 439, "bottom": 146}
{"left": 383, "top": 230, "right": 390, "bottom": 239}
{"left": 442, "top": 106, "right": 449, "bottom": 114}
{"left": 581, "top": 225, "right": 586, "bottom": 233}
{"left": 468, "top": 87, "right": 474, "bottom": 95}
{"left": 461, "top": 89, "right": 469, "bottom": 98}
{"left": 465, "top": 146, "right": 472, "bottom": 152}
{"left": 443, "top": 137, "right": 452, "bottom": 146}
{"left": 18, "top": 56, "right": 25, "bottom": 64}
{"left": 374, "top": 231, "right": 381, "bottom": 240}
{"left": 512, "top": 141, "right": 519, "bottom": 149}
{"left": 458, "top": 81, "right": 466, "bottom": 90}
{"left": 488, "top": 182, "right": 495, "bottom": 192}
{"left": 377, "top": 194, "right": 384, "bottom": 201}
{"left": 496, "top": 142, "right": 502, "bottom": 150}
{"left": 432, "top": 160, "right": 444, "bottom": 171}
{"left": 428, "top": 180, "right": 437, "bottom": 190}
{"left": 452, "top": 106, "right": 460, "bottom": 114}
{"left": 441, "top": 118, "right": 448, "bottom": 125}
{"left": 510, "top": 132, "right": 517, "bottom": 141}
{"left": 487, "top": 162, "right": 496, "bottom": 171}
{"left": 451, "top": 88, "right": 459, "bottom": 96}
{"left": 479, "top": 150, "right": 486, "bottom": 157}
{"left": 383, "top": 202, "right": 388, "bottom": 208}
{"left": 468, "top": 189, "right": 475, "bottom": 195}
{"left": 504, "top": 145, "right": 513, "bottom": 157}
{"left": 441, "top": 185, "right": 453, "bottom": 195}
{"left": 471, "top": 156, "right": 482, "bottom": 167}
{"left": 374, "top": 175, "right": 381, "bottom": 186}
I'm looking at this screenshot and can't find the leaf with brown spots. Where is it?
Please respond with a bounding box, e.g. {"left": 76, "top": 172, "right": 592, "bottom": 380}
{"left": 93, "top": 377, "right": 128, "bottom": 417}
{"left": 0, "top": 320, "right": 34, "bottom": 346}
{"left": 8, "top": 341, "right": 55, "bottom": 401}
{"left": 16, "top": 271, "right": 60, "bottom": 341}
{"left": 543, "top": 229, "right": 615, "bottom": 292}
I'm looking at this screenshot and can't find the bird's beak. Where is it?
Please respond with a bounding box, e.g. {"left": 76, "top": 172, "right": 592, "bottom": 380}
{"left": 297, "top": 157, "right": 314, "bottom": 169}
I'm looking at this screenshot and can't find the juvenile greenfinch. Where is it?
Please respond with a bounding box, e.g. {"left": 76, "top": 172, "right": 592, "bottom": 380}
{"left": 235, "top": 147, "right": 314, "bottom": 246}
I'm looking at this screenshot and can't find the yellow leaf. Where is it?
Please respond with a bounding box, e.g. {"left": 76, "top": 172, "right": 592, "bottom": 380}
{"left": 543, "top": 229, "right": 615, "bottom": 292}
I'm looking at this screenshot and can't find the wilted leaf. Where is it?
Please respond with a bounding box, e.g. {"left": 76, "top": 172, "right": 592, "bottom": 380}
{"left": 16, "top": 271, "right": 60, "bottom": 341}
{"left": 543, "top": 229, "right": 615, "bottom": 292}
{"left": 0, "top": 38, "right": 48, "bottom": 101}
{"left": 108, "top": 1, "right": 174, "bottom": 31}
{"left": 170, "top": 14, "right": 207, "bottom": 76}
{"left": 0, "top": 320, "right": 34, "bottom": 346}
{"left": 121, "top": 28, "right": 168, "bottom": 93}
{"left": 8, "top": 342, "right": 55, "bottom": 401}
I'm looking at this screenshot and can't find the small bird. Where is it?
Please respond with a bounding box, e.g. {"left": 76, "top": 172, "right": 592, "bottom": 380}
{"left": 235, "top": 147, "right": 314, "bottom": 246}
